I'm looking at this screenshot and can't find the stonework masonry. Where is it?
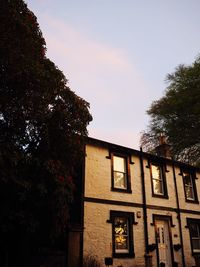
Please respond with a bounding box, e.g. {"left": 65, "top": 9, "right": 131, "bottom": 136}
{"left": 81, "top": 138, "right": 200, "bottom": 267}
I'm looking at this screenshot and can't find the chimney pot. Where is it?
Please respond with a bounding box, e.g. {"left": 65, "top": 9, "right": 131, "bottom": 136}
{"left": 155, "top": 134, "right": 171, "bottom": 158}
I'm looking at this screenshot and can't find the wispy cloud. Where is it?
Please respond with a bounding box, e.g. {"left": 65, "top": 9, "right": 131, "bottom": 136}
{"left": 26, "top": 0, "right": 200, "bottom": 149}
{"left": 38, "top": 14, "right": 151, "bottom": 148}
{"left": 43, "top": 15, "right": 132, "bottom": 70}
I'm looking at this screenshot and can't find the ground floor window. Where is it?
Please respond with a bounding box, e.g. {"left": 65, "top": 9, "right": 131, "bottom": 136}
{"left": 114, "top": 216, "right": 129, "bottom": 253}
{"left": 109, "top": 211, "right": 135, "bottom": 258}
{"left": 187, "top": 218, "right": 200, "bottom": 254}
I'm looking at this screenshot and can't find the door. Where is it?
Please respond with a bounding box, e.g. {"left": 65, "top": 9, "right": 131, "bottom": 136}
{"left": 155, "top": 220, "right": 172, "bottom": 267}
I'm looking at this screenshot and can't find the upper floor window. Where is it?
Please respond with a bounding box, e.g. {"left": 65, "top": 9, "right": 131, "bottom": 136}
{"left": 111, "top": 154, "right": 131, "bottom": 193}
{"left": 150, "top": 163, "right": 168, "bottom": 198}
{"left": 182, "top": 169, "right": 198, "bottom": 203}
{"left": 113, "top": 156, "right": 127, "bottom": 189}
{"left": 187, "top": 218, "right": 200, "bottom": 254}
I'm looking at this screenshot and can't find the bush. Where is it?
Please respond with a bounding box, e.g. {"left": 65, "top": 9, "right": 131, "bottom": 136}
{"left": 83, "top": 255, "right": 101, "bottom": 267}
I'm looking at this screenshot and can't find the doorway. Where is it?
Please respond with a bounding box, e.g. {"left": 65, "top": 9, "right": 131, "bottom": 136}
{"left": 155, "top": 219, "right": 172, "bottom": 267}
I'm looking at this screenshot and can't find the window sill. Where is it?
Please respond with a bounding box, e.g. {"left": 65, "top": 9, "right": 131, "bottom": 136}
{"left": 185, "top": 199, "right": 199, "bottom": 204}
{"left": 113, "top": 252, "right": 135, "bottom": 258}
{"left": 111, "top": 187, "right": 132, "bottom": 194}
{"left": 192, "top": 251, "right": 200, "bottom": 256}
{"left": 152, "top": 193, "right": 169, "bottom": 199}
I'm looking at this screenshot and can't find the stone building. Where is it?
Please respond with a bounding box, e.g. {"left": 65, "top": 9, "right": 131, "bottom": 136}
{"left": 69, "top": 137, "right": 200, "bottom": 267}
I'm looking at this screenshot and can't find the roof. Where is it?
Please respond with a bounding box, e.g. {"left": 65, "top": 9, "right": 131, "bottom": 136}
{"left": 86, "top": 136, "right": 200, "bottom": 172}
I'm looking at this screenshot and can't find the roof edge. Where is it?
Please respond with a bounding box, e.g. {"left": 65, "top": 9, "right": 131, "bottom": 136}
{"left": 86, "top": 136, "right": 200, "bottom": 171}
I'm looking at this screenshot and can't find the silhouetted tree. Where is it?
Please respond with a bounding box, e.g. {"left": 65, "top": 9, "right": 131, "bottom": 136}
{"left": 140, "top": 56, "right": 200, "bottom": 166}
{"left": 0, "top": 0, "right": 92, "bottom": 265}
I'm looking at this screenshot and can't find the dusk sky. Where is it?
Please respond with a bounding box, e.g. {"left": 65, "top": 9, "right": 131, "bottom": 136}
{"left": 26, "top": 0, "right": 200, "bottom": 149}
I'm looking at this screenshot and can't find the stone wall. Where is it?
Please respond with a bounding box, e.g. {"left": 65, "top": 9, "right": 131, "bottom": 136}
{"left": 83, "top": 142, "right": 200, "bottom": 267}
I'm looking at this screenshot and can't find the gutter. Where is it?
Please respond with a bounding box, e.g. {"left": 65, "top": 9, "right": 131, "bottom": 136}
{"left": 172, "top": 161, "right": 186, "bottom": 267}
{"left": 139, "top": 147, "right": 149, "bottom": 255}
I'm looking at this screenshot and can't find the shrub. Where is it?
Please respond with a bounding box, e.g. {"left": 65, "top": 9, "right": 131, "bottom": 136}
{"left": 83, "top": 255, "right": 101, "bottom": 267}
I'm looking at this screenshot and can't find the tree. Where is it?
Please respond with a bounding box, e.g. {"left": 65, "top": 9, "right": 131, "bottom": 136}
{"left": 0, "top": 0, "right": 92, "bottom": 265}
{"left": 140, "top": 57, "right": 200, "bottom": 166}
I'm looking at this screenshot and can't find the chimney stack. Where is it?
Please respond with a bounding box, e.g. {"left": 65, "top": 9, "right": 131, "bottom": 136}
{"left": 155, "top": 133, "right": 171, "bottom": 158}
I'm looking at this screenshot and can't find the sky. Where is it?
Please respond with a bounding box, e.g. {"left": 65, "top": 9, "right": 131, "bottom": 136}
{"left": 26, "top": 0, "right": 200, "bottom": 149}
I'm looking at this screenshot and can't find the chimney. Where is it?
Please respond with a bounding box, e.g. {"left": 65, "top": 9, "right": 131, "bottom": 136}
{"left": 155, "top": 133, "right": 171, "bottom": 158}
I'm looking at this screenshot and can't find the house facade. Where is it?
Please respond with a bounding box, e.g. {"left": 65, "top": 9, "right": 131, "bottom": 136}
{"left": 70, "top": 137, "right": 200, "bottom": 267}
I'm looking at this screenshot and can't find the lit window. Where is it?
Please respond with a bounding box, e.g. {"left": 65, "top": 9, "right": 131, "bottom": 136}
{"left": 111, "top": 154, "right": 131, "bottom": 192}
{"left": 114, "top": 217, "right": 129, "bottom": 253}
{"left": 109, "top": 211, "right": 135, "bottom": 258}
{"left": 183, "top": 170, "right": 195, "bottom": 201}
{"left": 151, "top": 164, "right": 164, "bottom": 195}
{"left": 113, "top": 156, "right": 127, "bottom": 189}
{"left": 150, "top": 163, "right": 167, "bottom": 197}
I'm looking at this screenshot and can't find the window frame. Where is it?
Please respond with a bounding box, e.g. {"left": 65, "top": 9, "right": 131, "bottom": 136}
{"left": 187, "top": 218, "right": 200, "bottom": 255}
{"left": 150, "top": 162, "right": 168, "bottom": 198}
{"left": 109, "top": 210, "right": 135, "bottom": 258}
{"left": 181, "top": 168, "right": 198, "bottom": 203}
{"left": 111, "top": 153, "right": 132, "bottom": 193}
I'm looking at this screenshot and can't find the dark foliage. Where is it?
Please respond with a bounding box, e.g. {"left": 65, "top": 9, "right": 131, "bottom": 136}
{"left": 83, "top": 255, "right": 102, "bottom": 267}
{"left": 0, "top": 0, "right": 92, "bottom": 265}
{"left": 140, "top": 57, "right": 200, "bottom": 166}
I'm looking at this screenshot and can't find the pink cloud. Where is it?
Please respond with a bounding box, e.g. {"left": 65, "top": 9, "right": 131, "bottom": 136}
{"left": 37, "top": 14, "right": 152, "bottom": 148}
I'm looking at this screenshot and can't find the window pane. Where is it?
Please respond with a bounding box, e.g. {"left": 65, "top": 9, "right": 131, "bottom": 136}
{"left": 192, "top": 238, "right": 200, "bottom": 250}
{"left": 153, "top": 179, "right": 163, "bottom": 195}
{"left": 114, "top": 172, "right": 126, "bottom": 189}
{"left": 184, "top": 172, "right": 192, "bottom": 186}
{"left": 183, "top": 172, "right": 195, "bottom": 200}
{"left": 114, "top": 217, "right": 129, "bottom": 253}
{"left": 185, "top": 185, "right": 194, "bottom": 200}
{"left": 113, "top": 156, "right": 126, "bottom": 172}
{"left": 115, "top": 235, "right": 129, "bottom": 251}
{"left": 113, "top": 156, "right": 127, "bottom": 189}
{"left": 190, "top": 223, "right": 199, "bottom": 237}
{"left": 152, "top": 165, "right": 161, "bottom": 180}
{"left": 190, "top": 223, "right": 200, "bottom": 252}
{"left": 151, "top": 164, "right": 164, "bottom": 195}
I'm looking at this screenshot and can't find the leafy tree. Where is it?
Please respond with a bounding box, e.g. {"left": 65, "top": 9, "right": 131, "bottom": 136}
{"left": 140, "top": 57, "right": 200, "bottom": 166}
{"left": 0, "top": 0, "right": 92, "bottom": 265}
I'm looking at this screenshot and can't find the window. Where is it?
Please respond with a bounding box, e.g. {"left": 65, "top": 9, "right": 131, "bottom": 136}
{"left": 182, "top": 169, "right": 198, "bottom": 202}
{"left": 187, "top": 219, "right": 200, "bottom": 254}
{"left": 150, "top": 163, "right": 168, "bottom": 198}
{"left": 114, "top": 216, "right": 129, "bottom": 253}
{"left": 109, "top": 211, "right": 135, "bottom": 258}
{"left": 113, "top": 156, "right": 127, "bottom": 189}
{"left": 111, "top": 154, "right": 131, "bottom": 192}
